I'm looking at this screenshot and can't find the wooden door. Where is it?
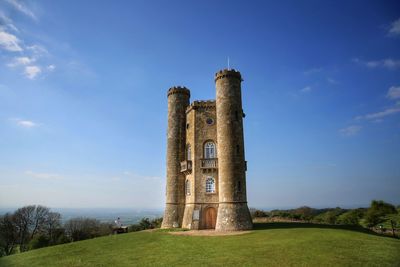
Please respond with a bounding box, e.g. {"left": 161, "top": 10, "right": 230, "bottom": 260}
{"left": 205, "top": 207, "right": 217, "bottom": 229}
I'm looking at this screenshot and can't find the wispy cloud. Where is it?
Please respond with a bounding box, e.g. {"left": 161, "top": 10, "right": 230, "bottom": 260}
{"left": 353, "top": 58, "right": 400, "bottom": 70}
{"left": 0, "top": 29, "right": 23, "bottom": 52}
{"left": 327, "top": 77, "right": 338, "bottom": 84}
{"left": 303, "top": 68, "right": 322, "bottom": 75}
{"left": 5, "top": 0, "right": 37, "bottom": 21}
{"left": 24, "top": 65, "right": 41, "bottom": 79}
{"left": 387, "top": 86, "right": 400, "bottom": 100}
{"left": 123, "top": 171, "right": 161, "bottom": 181}
{"left": 7, "top": 56, "right": 35, "bottom": 67}
{"left": 10, "top": 118, "right": 39, "bottom": 128}
{"left": 300, "top": 86, "right": 312, "bottom": 93}
{"left": 388, "top": 18, "right": 400, "bottom": 36}
{"left": 0, "top": 11, "right": 19, "bottom": 32}
{"left": 356, "top": 107, "right": 400, "bottom": 121}
{"left": 25, "top": 170, "right": 62, "bottom": 180}
{"left": 339, "top": 125, "right": 362, "bottom": 137}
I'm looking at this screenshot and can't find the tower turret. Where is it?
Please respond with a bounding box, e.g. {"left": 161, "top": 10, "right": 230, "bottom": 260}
{"left": 161, "top": 86, "right": 190, "bottom": 228}
{"left": 214, "top": 69, "right": 252, "bottom": 231}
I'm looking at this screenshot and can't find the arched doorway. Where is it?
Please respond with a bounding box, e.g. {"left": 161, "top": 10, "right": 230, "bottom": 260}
{"left": 204, "top": 207, "right": 217, "bottom": 229}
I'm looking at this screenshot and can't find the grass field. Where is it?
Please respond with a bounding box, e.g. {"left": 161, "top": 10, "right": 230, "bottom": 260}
{"left": 1, "top": 223, "right": 399, "bottom": 267}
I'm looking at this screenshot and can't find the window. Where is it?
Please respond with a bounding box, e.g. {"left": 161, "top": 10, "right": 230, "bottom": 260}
{"left": 186, "top": 123, "right": 189, "bottom": 129}
{"left": 235, "top": 110, "right": 239, "bottom": 121}
{"left": 186, "top": 179, "right": 191, "bottom": 195}
{"left": 236, "top": 145, "right": 240, "bottom": 154}
{"left": 204, "top": 141, "right": 216, "bottom": 159}
{"left": 237, "top": 181, "right": 242, "bottom": 192}
{"left": 205, "top": 177, "right": 215, "bottom": 193}
{"left": 187, "top": 145, "right": 191, "bottom": 160}
{"left": 206, "top": 118, "right": 214, "bottom": 125}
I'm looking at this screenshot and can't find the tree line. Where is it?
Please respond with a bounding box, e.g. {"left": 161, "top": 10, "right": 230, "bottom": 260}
{"left": 0, "top": 205, "right": 162, "bottom": 257}
{"left": 250, "top": 200, "right": 400, "bottom": 237}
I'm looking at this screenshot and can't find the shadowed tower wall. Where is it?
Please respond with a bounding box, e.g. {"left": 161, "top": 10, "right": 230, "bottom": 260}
{"left": 161, "top": 86, "right": 190, "bottom": 228}
{"left": 214, "top": 69, "right": 252, "bottom": 231}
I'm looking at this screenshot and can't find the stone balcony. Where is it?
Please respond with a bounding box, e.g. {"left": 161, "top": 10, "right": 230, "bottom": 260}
{"left": 200, "top": 158, "right": 218, "bottom": 170}
{"left": 180, "top": 160, "right": 192, "bottom": 174}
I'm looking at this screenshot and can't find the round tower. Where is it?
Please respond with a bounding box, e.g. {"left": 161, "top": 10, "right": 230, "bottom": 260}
{"left": 214, "top": 69, "right": 252, "bottom": 231}
{"left": 161, "top": 86, "right": 190, "bottom": 228}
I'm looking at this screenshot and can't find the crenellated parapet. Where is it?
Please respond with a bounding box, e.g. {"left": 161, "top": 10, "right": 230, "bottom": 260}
{"left": 214, "top": 69, "right": 243, "bottom": 82}
{"left": 167, "top": 86, "right": 191, "bottom": 97}
{"left": 186, "top": 100, "right": 216, "bottom": 113}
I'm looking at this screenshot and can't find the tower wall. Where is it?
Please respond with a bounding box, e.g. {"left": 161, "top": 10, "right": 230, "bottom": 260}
{"left": 214, "top": 69, "right": 252, "bottom": 231}
{"left": 161, "top": 86, "right": 190, "bottom": 228}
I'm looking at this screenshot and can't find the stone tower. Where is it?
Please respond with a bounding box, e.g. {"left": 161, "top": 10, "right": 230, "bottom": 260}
{"left": 161, "top": 69, "right": 252, "bottom": 231}
{"left": 214, "top": 69, "right": 252, "bottom": 231}
{"left": 161, "top": 86, "right": 190, "bottom": 228}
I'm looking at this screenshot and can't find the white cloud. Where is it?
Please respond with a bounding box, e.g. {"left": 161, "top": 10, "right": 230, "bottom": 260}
{"left": 7, "top": 56, "right": 35, "bottom": 67}
{"left": 300, "top": 86, "right": 312, "bottom": 93}
{"left": 353, "top": 58, "right": 400, "bottom": 70}
{"left": 13, "top": 119, "right": 37, "bottom": 128}
{"left": 387, "top": 86, "right": 400, "bottom": 100}
{"left": 0, "top": 30, "right": 23, "bottom": 52}
{"left": 24, "top": 65, "right": 41, "bottom": 79}
{"left": 339, "top": 125, "right": 361, "bottom": 137}
{"left": 356, "top": 107, "right": 400, "bottom": 121}
{"left": 388, "top": 18, "right": 400, "bottom": 36}
{"left": 5, "top": 0, "right": 37, "bottom": 21}
{"left": 47, "top": 64, "right": 56, "bottom": 71}
{"left": 25, "top": 170, "right": 62, "bottom": 180}
{"left": 26, "top": 44, "right": 48, "bottom": 57}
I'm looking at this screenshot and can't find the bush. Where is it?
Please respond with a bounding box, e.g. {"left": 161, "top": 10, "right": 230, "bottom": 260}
{"left": 337, "top": 209, "right": 366, "bottom": 225}
{"left": 364, "top": 200, "right": 397, "bottom": 228}
{"left": 313, "top": 208, "right": 346, "bottom": 224}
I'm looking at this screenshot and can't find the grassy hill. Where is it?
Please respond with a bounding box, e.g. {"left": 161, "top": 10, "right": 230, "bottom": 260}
{"left": 1, "top": 223, "right": 399, "bottom": 267}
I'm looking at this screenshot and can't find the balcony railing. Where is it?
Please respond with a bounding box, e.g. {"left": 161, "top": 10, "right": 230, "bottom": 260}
{"left": 180, "top": 160, "right": 192, "bottom": 173}
{"left": 200, "top": 158, "right": 218, "bottom": 169}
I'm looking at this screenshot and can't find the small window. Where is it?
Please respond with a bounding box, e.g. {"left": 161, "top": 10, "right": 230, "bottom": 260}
{"left": 206, "top": 118, "right": 214, "bottom": 125}
{"left": 235, "top": 110, "right": 239, "bottom": 121}
{"left": 186, "top": 179, "right": 191, "bottom": 195}
{"left": 236, "top": 145, "right": 240, "bottom": 154}
{"left": 187, "top": 145, "right": 191, "bottom": 160}
{"left": 237, "top": 181, "right": 242, "bottom": 192}
{"left": 186, "top": 123, "right": 189, "bottom": 129}
{"left": 205, "top": 177, "right": 215, "bottom": 193}
{"left": 204, "top": 141, "right": 216, "bottom": 159}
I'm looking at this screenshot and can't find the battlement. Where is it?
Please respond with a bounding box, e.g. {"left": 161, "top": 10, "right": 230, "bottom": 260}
{"left": 167, "top": 86, "right": 191, "bottom": 97}
{"left": 214, "top": 69, "right": 243, "bottom": 82}
{"left": 186, "top": 100, "right": 216, "bottom": 112}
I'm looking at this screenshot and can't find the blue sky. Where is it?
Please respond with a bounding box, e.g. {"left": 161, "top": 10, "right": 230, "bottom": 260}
{"left": 0, "top": 0, "right": 399, "bottom": 209}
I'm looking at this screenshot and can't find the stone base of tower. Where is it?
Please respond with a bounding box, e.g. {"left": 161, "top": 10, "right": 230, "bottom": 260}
{"left": 215, "top": 202, "right": 253, "bottom": 231}
{"left": 161, "top": 204, "right": 184, "bottom": 228}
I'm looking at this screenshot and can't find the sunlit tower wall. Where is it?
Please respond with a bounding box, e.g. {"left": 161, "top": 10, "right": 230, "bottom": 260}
{"left": 161, "top": 86, "right": 190, "bottom": 228}
{"left": 214, "top": 69, "right": 253, "bottom": 231}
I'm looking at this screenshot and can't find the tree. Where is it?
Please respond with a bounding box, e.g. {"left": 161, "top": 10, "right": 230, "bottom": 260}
{"left": 13, "top": 205, "right": 35, "bottom": 252}
{"left": 364, "top": 200, "right": 397, "bottom": 228}
{"left": 44, "top": 212, "right": 61, "bottom": 245}
{"left": 0, "top": 213, "right": 18, "bottom": 256}
{"left": 13, "top": 205, "right": 52, "bottom": 251}
{"left": 64, "top": 218, "right": 109, "bottom": 242}
{"left": 337, "top": 209, "right": 365, "bottom": 225}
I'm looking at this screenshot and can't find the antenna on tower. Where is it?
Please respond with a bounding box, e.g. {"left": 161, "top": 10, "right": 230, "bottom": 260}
{"left": 227, "top": 57, "right": 230, "bottom": 70}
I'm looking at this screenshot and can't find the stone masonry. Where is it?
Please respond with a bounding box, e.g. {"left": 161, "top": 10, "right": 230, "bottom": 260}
{"left": 161, "top": 69, "right": 252, "bottom": 231}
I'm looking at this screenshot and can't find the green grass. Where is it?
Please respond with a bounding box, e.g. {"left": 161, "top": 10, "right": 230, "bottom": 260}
{"left": 1, "top": 223, "right": 399, "bottom": 267}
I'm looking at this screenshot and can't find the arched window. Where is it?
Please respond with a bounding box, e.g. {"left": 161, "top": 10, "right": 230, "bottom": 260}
{"left": 205, "top": 177, "right": 215, "bottom": 193}
{"left": 187, "top": 145, "right": 191, "bottom": 160}
{"left": 186, "top": 179, "right": 191, "bottom": 195}
{"left": 204, "top": 141, "right": 216, "bottom": 159}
